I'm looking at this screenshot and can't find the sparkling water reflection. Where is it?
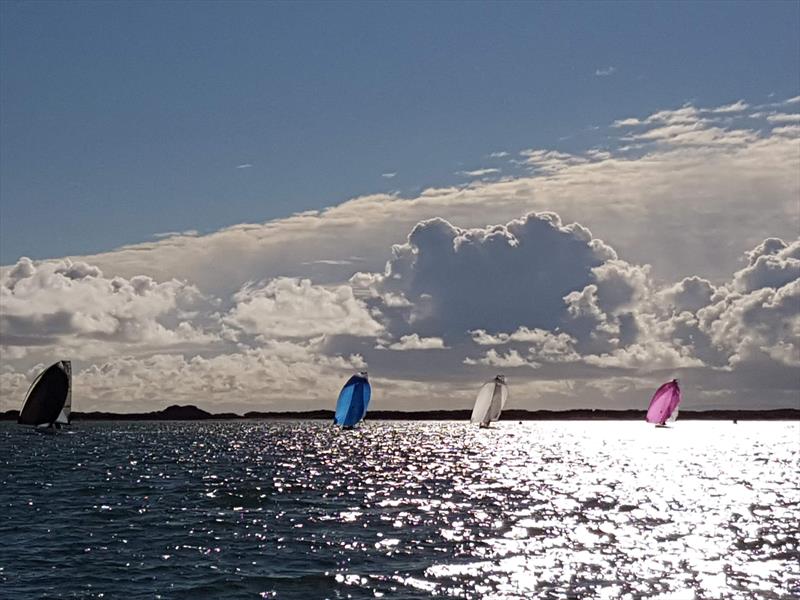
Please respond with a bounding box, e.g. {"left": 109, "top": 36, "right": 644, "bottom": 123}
{"left": 0, "top": 421, "right": 797, "bottom": 599}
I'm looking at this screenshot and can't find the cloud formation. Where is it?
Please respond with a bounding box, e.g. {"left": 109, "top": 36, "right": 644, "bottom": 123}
{"left": 224, "top": 277, "right": 383, "bottom": 340}
{"left": 359, "top": 212, "right": 616, "bottom": 341}
{"left": 1, "top": 257, "right": 214, "bottom": 360}
{"left": 1, "top": 97, "right": 798, "bottom": 413}
{"left": 1, "top": 223, "right": 797, "bottom": 412}
{"left": 458, "top": 168, "right": 501, "bottom": 178}
{"left": 385, "top": 334, "right": 448, "bottom": 351}
{"left": 30, "top": 97, "right": 792, "bottom": 300}
{"left": 595, "top": 66, "right": 616, "bottom": 77}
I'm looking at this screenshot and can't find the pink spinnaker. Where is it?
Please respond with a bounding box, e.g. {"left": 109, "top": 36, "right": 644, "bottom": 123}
{"left": 645, "top": 380, "right": 681, "bottom": 425}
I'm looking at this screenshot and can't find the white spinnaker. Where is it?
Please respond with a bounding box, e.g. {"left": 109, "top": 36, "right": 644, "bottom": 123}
{"left": 470, "top": 382, "right": 495, "bottom": 424}
{"left": 470, "top": 380, "right": 509, "bottom": 425}
{"left": 55, "top": 361, "right": 72, "bottom": 425}
{"left": 487, "top": 382, "right": 508, "bottom": 422}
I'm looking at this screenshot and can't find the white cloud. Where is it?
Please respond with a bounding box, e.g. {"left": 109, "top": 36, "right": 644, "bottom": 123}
{"left": 520, "top": 149, "right": 585, "bottom": 172}
{"left": 0, "top": 257, "right": 215, "bottom": 360}
{"left": 658, "top": 276, "right": 717, "bottom": 314}
{"left": 457, "top": 168, "right": 501, "bottom": 178}
{"left": 595, "top": 66, "right": 616, "bottom": 77}
{"left": 766, "top": 113, "right": 800, "bottom": 123}
{"left": 385, "top": 334, "right": 448, "bottom": 351}
{"left": 1, "top": 224, "right": 797, "bottom": 411}
{"left": 224, "top": 277, "right": 384, "bottom": 339}
{"left": 0, "top": 340, "right": 367, "bottom": 414}
{"left": 733, "top": 239, "right": 800, "bottom": 292}
{"left": 488, "top": 151, "right": 510, "bottom": 158}
{"left": 612, "top": 117, "right": 641, "bottom": 128}
{"left": 358, "top": 212, "right": 617, "bottom": 340}
{"left": 236, "top": 163, "right": 253, "bottom": 169}
{"left": 381, "top": 172, "right": 397, "bottom": 178}
{"left": 699, "top": 278, "right": 800, "bottom": 369}
{"left": 2, "top": 97, "right": 799, "bottom": 412}
{"left": 153, "top": 230, "right": 199, "bottom": 239}
{"left": 711, "top": 100, "right": 749, "bottom": 113}
{"left": 39, "top": 97, "right": 793, "bottom": 298}
{"left": 464, "top": 349, "right": 534, "bottom": 369}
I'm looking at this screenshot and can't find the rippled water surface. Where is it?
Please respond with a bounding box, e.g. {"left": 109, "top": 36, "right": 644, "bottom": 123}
{"left": 1, "top": 421, "right": 798, "bottom": 599}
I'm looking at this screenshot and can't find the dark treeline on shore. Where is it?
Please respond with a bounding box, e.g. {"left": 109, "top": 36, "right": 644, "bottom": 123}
{"left": 1, "top": 405, "right": 798, "bottom": 422}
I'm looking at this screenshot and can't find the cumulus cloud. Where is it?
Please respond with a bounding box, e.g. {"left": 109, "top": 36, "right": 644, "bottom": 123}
{"left": 224, "top": 277, "right": 383, "bottom": 340}
{"left": 658, "top": 276, "right": 717, "bottom": 314}
{"left": 358, "top": 212, "right": 616, "bottom": 340}
{"left": 469, "top": 327, "right": 579, "bottom": 362}
{"left": 0, "top": 257, "right": 215, "bottom": 359}
{"left": 464, "top": 349, "right": 532, "bottom": 369}
{"left": 2, "top": 96, "right": 799, "bottom": 412}
{"left": 699, "top": 279, "right": 799, "bottom": 369}
{"left": 1, "top": 222, "right": 798, "bottom": 411}
{"left": 385, "top": 334, "right": 448, "bottom": 351}
{"left": 0, "top": 339, "right": 367, "bottom": 413}
{"left": 732, "top": 238, "right": 800, "bottom": 292}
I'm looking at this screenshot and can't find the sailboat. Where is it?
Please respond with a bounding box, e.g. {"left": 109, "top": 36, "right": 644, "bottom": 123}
{"left": 333, "top": 371, "right": 371, "bottom": 429}
{"left": 471, "top": 374, "right": 508, "bottom": 428}
{"left": 18, "top": 361, "right": 72, "bottom": 433}
{"left": 645, "top": 378, "right": 681, "bottom": 427}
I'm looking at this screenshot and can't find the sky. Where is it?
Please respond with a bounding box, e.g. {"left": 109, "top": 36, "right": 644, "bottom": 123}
{"left": 1, "top": 1, "right": 799, "bottom": 414}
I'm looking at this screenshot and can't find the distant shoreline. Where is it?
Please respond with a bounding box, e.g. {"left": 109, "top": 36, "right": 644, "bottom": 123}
{"left": 1, "top": 405, "right": 798, "bottom": 421}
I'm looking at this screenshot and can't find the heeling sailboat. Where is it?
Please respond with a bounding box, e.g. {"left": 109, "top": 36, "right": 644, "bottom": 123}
{"left": 470, "top": 375, "right": 508, "bottom": 428}
{"left": 333, "top": 371, "right": 371, "bottom": 429}
{"left": 18, "top": 361, "right": 72, "bottom": 433}
{"left": 645, "top": 379, "right": 681, "bottom": 427}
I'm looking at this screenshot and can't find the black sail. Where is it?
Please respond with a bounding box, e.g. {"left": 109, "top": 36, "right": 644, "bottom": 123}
{"left": 18, "top": 362, "right": 71, "bottom": 426}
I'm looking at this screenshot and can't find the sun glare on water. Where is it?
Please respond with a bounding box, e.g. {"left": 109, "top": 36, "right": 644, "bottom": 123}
{"left": 0, "top": 421, "right": 797, "bottom": 599}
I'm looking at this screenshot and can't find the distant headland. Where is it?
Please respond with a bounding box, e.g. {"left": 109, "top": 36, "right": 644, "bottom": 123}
{"left": 1, "top": 405, "right": 798, "bottom": 421}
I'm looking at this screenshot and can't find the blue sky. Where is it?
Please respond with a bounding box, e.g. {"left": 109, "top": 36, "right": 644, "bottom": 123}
{"left": 2, "top": 0, "right": 798, "bottom": 261}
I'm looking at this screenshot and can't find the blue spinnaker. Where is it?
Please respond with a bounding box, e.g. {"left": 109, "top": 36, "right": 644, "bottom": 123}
{"left": 333, "top": 373, "right": 371, "bottom": 427}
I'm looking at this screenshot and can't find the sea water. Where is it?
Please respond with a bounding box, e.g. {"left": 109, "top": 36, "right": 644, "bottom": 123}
{"left": 0, "top": 421, "right": 797, "bottom": 599}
